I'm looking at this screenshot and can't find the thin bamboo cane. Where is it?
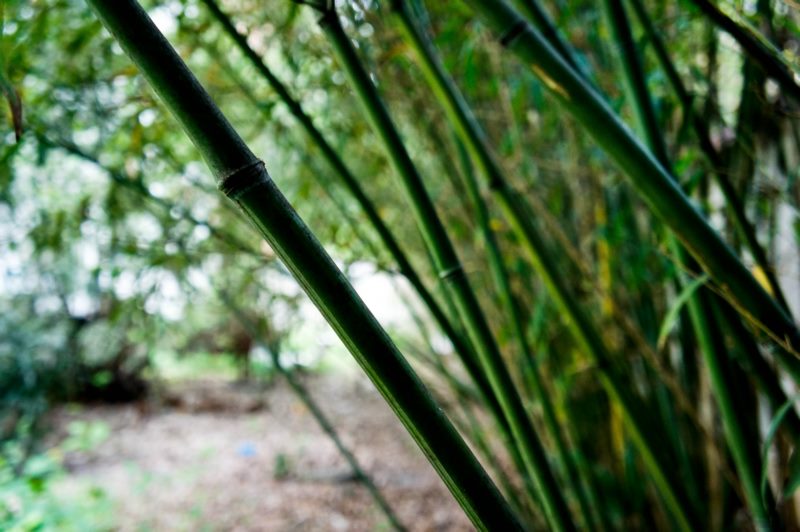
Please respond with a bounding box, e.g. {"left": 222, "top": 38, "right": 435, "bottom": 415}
{"left": 220, "top": 293, "right": 407, "bottom": 532}
{"left": 311, "top": 5, "right": 574, "bottom": 530}
{"left": 462, "top": 0, "right": 800, "bottom": 361}
{"left": 452, "top": 137, "right": 601, "bottom": 532}
{"left": 82, "top": 1, "right": 523, "bottom": 528}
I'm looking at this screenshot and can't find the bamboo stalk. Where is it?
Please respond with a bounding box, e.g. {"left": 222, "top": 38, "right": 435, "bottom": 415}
{"left": 455, "top": 124, "right": 603, "bottom": 526}
{"left": 82, "top": 1, "right": 522, "bottom": 528}
{"left": 462, "top": 0, "right": 800, "bottom": 360}
{"left": 194, "top": 0, "right": 536, "bottom": 491}
{"left": 311, "top": 5, "right": 573, "bottom": 530}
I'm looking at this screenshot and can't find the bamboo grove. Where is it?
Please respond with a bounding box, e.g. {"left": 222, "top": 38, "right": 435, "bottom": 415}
{"left": 6, "top": 0, "right": 800, "bottom": 529}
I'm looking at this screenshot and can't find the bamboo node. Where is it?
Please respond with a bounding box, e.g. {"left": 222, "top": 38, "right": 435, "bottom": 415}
{"left": 219, "top": 159, "right": 269, "bottom": 199}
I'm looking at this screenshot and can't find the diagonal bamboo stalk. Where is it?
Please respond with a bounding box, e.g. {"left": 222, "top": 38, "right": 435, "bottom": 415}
{"left": 309, "top": 4, "right": 574, "bottom": 530}
{"left": 82, "top": 1, "right": 523, "bottom": 528}
{"left": 462, "top": 0, "right": 800, "bottom": 361}
{"left": 193, "top": 0, "right": 537, "bottom": 491}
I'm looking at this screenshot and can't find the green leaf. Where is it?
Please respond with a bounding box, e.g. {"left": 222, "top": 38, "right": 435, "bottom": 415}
{"left": 656, "top": 273, "right": 709, "bottom": 351}
{"left": 760, "top": 393, "right": 800, "bottom": 506}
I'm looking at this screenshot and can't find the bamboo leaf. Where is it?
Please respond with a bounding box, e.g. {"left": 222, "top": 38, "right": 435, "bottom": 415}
{"left": 656, "top": 273, "right": 708, "bottom": 352}
{"left": 761, "top": 393, "right": 800, "bottom": 507}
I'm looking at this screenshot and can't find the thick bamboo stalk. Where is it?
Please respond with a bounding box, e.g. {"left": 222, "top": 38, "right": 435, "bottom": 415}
{"left": 194, "top": 0, "right": 533, "bottom": 487}
{"left": 82, "top": 1, "right": 522, "bottom": 528}
{"left": 462, "top": 0, "right": 800, "bottom": 360}
{"left": 313, "top": 5, "right": 573, "bottom": 530}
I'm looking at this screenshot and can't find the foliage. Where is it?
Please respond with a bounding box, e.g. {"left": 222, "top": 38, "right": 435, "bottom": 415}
{"left": 0, "top": 420, "right": 111, "bottom": 532}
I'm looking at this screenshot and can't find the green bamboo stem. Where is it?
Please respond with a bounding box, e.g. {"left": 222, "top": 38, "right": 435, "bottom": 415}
{"left": 390, "top": 1, "right": 694, "bottom": 528}
{"left": 83, "top": 1, "right": 522, "bottom": 528}
{"left": 462, "top": 0, "right": 800, "bottom": 360}
{"left": 196, "top": 0, "right": 508, "bottom": 416}
{"left": 221, "top": 293, "right": 407, "bottom": 532}
{"left": 625, "top": 0, "right": 791, "bottom": 314}
{"left": 196, "top": 0, "right": 538, "bottom": 489}
{"left": 602, "top": 0, "right": 776, "bottom": 526}
{"left": 452, "top": 137, "right": 601, "bottom": 531}
{"left": 313, "top": 5, "right": 573, "bottom": 530}
{"left": 686, "top": 0, "right": 800, "bottom": 102}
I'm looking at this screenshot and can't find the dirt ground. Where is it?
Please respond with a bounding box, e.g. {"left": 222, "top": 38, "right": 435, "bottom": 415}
{"left": 49, "top": 373, "right": 473, "bottom": 532}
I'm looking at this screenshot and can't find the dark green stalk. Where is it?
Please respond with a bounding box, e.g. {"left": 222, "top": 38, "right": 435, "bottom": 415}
{"left": 602, "top": 0, "right": 776, "bottom": 526}
{"left": 686, "top": 0, "right": 800, "bottom": 102}
{"left": 221, "top": 293, "right": 407, "bottom": 531}
{"left": 453, "top": 137, "right": 601, "bottom": 531}
{"left": 313, "top": 5, "right": 573, "bottom": 530}
{"left": 196, "top": 0, "right": 508, "bottom": 419}
{"left": 196, "top": 0, "right": 535, "bottom": 487}
{"left": 626, "top": 0, "right": 791, "bottom": 313}
{"left": 390, "top": 1, "right": 693, "bottom": 528}
{"left": 83, "top": 1, "right": 522, "bottom": 528}
{"left": 462, "top": 0, "right": 800, "bottom": 360}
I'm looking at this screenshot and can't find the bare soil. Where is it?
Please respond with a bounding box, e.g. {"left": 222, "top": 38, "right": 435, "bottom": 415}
{"left": 49, "top": 374, "right": 473, "bottom": 532}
